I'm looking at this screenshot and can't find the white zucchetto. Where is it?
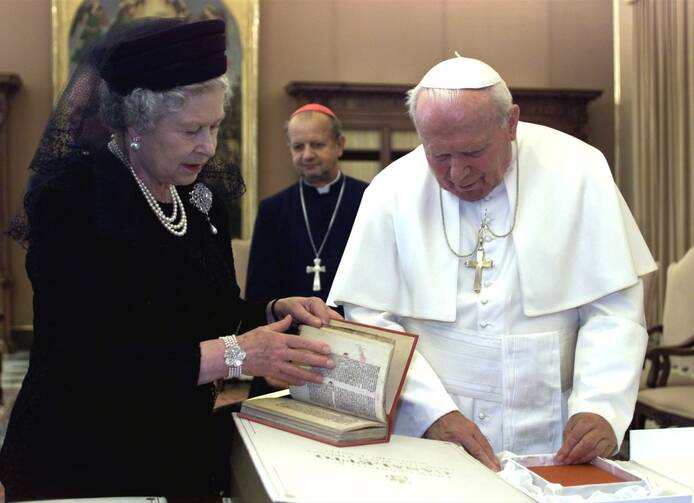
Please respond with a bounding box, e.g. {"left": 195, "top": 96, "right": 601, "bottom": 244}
{"left": 419, "top": 55, "right": 503, "bottom": 90}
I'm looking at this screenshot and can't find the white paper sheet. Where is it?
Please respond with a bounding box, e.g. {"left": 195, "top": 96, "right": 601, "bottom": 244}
{"left": 233, "top": 414, "right": 533, "bottom": 503}
{"left": 630, "top": 428, "right": 694, "bottom": 491}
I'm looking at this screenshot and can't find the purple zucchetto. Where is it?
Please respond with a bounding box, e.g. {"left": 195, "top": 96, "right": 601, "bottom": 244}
{"left": 96, "top": 18, "right": 227, "bottom": 96}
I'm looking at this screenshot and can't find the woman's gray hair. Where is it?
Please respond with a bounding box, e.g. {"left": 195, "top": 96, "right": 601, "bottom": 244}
{"left": 406, "top": 80, "right": 513, "bottom": 129}
{"left": 100, "top": 74, "right": 231, "bottom": 132}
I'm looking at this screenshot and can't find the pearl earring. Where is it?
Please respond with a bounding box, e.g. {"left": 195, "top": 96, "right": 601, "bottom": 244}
{"left": 129, "top": 136, "right": 141, "bottom": 151}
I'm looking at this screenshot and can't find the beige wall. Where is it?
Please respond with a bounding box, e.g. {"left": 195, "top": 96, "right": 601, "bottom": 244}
{"left": 258, "top": 0, "right": 614, "bottom": 199}
{"left": 0, "top": 0, "right": 53, "bottom": 328}
{"left": 1, "top": 0, "right": 614, "bottom": 328}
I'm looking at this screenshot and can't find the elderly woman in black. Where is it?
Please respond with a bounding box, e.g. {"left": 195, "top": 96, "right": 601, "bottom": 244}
{"left": 0, "top": 18, "right": 338, "bottom": 500}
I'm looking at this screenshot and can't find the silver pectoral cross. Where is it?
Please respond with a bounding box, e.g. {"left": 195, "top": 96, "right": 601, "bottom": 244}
{"left": 306, "top": 257, "right": 326, "bottom": 291}
{"left": 464, "top": 234, "right": 493, "bottom": 293}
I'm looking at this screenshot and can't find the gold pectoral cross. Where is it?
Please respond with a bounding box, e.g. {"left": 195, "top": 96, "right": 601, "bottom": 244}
{"left": 464, "top": 235, "right": 493, "bottom": 293}
{"left": 306, "top": 257, "right": 326, "bottom": 292}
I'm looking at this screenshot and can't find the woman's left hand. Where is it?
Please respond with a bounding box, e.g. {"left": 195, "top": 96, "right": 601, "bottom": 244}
{"left": 268, "top": 296, "right": 343, "bottom": 327}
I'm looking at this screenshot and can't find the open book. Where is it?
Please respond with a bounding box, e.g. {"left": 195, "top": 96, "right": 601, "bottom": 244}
{"left": 238, "top": 319, "right": 417, "bottom": 447}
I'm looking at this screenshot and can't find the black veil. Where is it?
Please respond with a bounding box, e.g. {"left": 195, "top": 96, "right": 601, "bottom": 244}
{"left": 8, "top": 17, "right": 245, "bottom": 244}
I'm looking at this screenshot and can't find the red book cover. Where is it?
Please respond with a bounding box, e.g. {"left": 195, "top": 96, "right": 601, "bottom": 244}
{"left": 239, "top": 319, "right": 418, "bottom": 446}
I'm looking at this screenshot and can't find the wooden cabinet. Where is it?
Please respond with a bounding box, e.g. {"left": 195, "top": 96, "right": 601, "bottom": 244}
{"left": 0, "top": 73, "right": 21, "bottom": 370}
{"left": 286, "top": 81, "right": 602, "bottom": 181}
{"left": 511, "top": 88, "right": 602, "bottom": 142}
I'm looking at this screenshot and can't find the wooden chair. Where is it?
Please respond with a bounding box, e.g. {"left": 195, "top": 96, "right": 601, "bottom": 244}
{"left": 633, "top": 247, "right": 694, "bottom": 428}
{"left": 634, "top": 336, "right": 694, "bottom": 427}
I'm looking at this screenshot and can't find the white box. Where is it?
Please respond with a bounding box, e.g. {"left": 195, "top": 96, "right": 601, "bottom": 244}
{"left": 629, "top": 428, "right": 694, "bottom": 492}
{"left": 500, "top": 451, "right": 692, "bottom": 503}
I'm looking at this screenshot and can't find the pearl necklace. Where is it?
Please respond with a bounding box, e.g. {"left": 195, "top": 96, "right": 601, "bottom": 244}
{"left": 108, "top": 139, "right": 188, "bottom": 236}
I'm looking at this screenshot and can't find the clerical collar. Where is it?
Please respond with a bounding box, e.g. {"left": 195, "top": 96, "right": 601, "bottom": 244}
{"left": 302, "top": 171, "right": 342, "bottom": 195}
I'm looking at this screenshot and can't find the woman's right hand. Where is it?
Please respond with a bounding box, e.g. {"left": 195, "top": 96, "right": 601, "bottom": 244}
{"left": 237, "top": 315, "right": 335, "bottom": 386}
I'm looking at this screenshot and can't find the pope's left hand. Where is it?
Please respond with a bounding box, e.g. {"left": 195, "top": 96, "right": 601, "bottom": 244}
{"left": 269, "top": 296, "right": 343, "bottom": 327}
{"left": 555, "top": 412, "right": 617, "bottom": 464}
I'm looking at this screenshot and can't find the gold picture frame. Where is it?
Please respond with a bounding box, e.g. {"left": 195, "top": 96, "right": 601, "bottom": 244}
{"left": 51, "top": 0, "right": 259, "bottom": 238}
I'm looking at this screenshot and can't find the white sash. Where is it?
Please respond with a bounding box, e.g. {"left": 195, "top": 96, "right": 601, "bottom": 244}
{"left": 403, "top": 320, "right": 577, "bottom": 454}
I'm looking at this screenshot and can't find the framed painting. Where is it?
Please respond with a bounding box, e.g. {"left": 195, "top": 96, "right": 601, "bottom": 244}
{"left": 51, "top": 0, "right": 259, "bottom": 238}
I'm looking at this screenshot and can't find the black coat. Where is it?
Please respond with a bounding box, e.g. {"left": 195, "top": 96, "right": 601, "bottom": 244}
{"left": 245, "top": 175, "right": 368, "bottom": 303}
{"left": 0, "top": 147, "right": 266, "bottom": 500}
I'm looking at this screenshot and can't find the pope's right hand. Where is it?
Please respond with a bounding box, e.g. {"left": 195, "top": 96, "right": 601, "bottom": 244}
{"left": 237, "top": 315, "right": 335, "bottom": 385}
{"left": 424, "top": 411, "right": 501, "bottom": 471}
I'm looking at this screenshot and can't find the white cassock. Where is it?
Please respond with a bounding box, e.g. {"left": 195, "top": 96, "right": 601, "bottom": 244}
{"left": 328, "top": 122, "right": 657, "bottom": 455}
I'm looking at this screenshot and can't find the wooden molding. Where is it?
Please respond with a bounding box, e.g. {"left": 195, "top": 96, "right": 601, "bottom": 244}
{"left": 286, "top": 81, "right": 602, "bottom": 141}
{"left": 0, "top": 73, "right": 21, "bottom": 130}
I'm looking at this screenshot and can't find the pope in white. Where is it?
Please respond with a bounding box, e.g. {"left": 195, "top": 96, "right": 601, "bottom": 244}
{"left": 328, "top": 56, "right": 656, "bottom": 470}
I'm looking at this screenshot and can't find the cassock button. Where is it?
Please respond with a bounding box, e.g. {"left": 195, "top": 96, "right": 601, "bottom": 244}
{"left": 484, "top": 280, "right": 491, "bottom": 288}
{"left": 480, "top": 321, "right": 490, "bottom": 328}
{"left": 478, "top": 412, "right": 488, "bottom": 420}
{"left": 481, "top": 298, "right": 489, "bottom": 305}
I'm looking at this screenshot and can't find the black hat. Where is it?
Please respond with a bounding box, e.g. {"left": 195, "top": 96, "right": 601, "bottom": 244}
{"left": 96, "top": 18, "right": 227, "bottom": 96}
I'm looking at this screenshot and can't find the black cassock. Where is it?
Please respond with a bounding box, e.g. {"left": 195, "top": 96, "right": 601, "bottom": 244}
{"left": 246, "top": 175, "right": 368, "bottom": 397}
{"left": 246, "top": 175, "right": 368, "bottom": 303}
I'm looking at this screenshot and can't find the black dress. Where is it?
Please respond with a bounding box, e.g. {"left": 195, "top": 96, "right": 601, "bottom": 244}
{"left": 0, "top": 147, "right": 266, "bottom": 500}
